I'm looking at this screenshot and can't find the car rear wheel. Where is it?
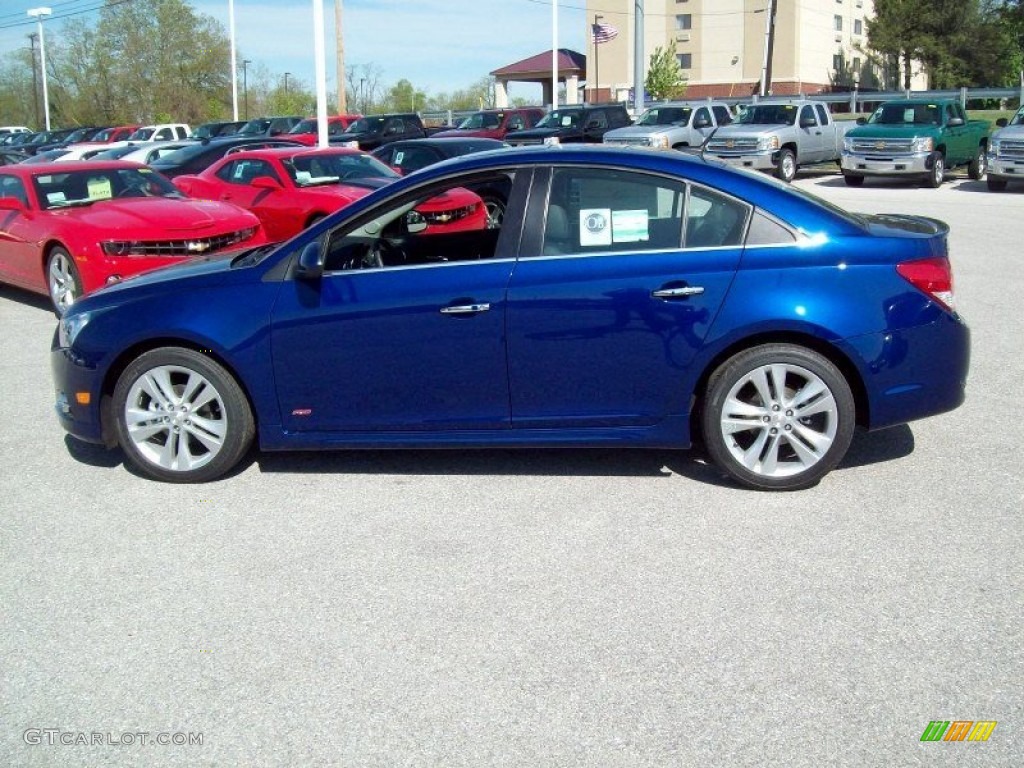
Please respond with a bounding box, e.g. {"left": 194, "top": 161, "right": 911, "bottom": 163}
{"left": 987, "top": 177, "right": 1007, "bottom": 192}
{"left": 47, "top": 246, "right": 82, "bottom": 316}
{"left": 481, "top": 195, "right": 505, "bottom": 230}
{"left": 843, "top": 173, "right": 865, "bottom": 187}
{"left": 113, "top": 347, "right": 255, "bottom": 483}
{"left": 926, "top": 152, "right": 945, "bottom": 188}
{"left": 774, "top": 149, "right": 797, "bottom": 183}
{"left": 968, "top": 146, "right": 986, "bottom": 180}
{"left": 701, "top": 344, "right": 856, "bottom": 491}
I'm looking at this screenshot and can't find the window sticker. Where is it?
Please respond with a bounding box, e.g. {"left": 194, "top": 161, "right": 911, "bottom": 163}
{"left": 47, "top": 191, "right": 66, "bottom": 204}
{"left": 903, "top": 109, "right": 915, "bottom": 122}
{"left": 394, "top": 151, "right": 405, "bottom": 164}
{"left": 87, "top": 177, "right": 112, "bottom": 200}
{"left": 612, "top": 209, "right": 649, "bottom": 242}
{"left": 579, "top": 208, "right": 612, "bottom": 246}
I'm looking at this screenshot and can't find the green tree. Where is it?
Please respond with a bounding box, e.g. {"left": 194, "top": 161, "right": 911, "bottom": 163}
{"left": 383, "top": 79, "right": 428, "bottom": 112}
{"left": 645, "top": 47, "right": 686, "bottom": 101}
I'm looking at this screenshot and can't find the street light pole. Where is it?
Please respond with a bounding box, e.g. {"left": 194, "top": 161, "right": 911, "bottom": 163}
{"left": 242, "top": 59, "right": 251, "bottom": 120}
{"left": 28, "top": 33, "right": 41, "bottom": 130}
{"left": 27, "top": 7, "right": 51, "bottom": 131}
{"left": 284, "top": 72, "right": 291, "bottom": 96}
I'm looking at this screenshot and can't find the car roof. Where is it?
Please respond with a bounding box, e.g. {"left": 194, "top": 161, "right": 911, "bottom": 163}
{"left": 13, "top": 159, "right": 145, "bottom": 174}
{"left": 215, "top": 146, "right": 365, "bottom": 161}
{"left": 387, "top": 137, "right": 506, "bottom": 148}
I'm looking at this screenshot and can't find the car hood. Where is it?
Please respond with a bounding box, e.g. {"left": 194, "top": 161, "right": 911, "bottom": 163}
{"left": 59, "top": 198, "right": 257, "bottom": 233}
{"left": 508, "top": 127, "right": 569, "bottom": 140}
{"left": 713, "top": 124, "right": 786, "bottom": 138}
{"left": 603, "top": 125, "right": 674, "bottom": 139}
{"left": 846, "top": 124, "right": 938, "bottom": 139}
{"left": 432, "top": 128, "right": 497, "bottom": 139}
{"left": 332, "top": 131, "right": 374, "bottom": 142}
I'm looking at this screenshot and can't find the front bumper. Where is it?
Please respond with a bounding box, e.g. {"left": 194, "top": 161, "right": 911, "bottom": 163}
{"left": 987, "top": 156, "right": 1024, "bottom": 180}
{"left": 709, "top": 150, "right": 776, "bottom": 171}
{"left": 51, "top": 331, "right": 108, "bottom": 445}
{"left": 841, "top": 151, "right": 932, "bottom": 176}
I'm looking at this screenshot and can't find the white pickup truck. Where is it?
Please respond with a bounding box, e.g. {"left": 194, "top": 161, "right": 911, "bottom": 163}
{"left": 704, "top": 99, "right": 853, "bottom": 182}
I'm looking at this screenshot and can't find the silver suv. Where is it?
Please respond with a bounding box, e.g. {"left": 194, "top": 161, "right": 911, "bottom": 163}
{"left": 603, "top": 101, "right": 733, "bottom": 151}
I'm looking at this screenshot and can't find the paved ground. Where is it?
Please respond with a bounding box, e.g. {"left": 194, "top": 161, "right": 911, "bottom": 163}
{"left": 1, "top": 170, "right": 1021, "bottom": 766}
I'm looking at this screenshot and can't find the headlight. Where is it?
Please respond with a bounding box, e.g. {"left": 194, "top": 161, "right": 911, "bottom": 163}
{"left": 648, "top": 135, "right": 669, "bottom": 150}
{"left": 58, "top": 311, "right": 92, "bottom": 348}
{"left": 757, "top": 135, "right": 780, "bottom": 151}
{"left": 843, "top": 137, "right": 855, "bottom": 152}
{"left": 910, "top": 136, "right": 934, "bottom": 153}
{"left": 988, "top": 139, "right": 1001, "bottom": 155}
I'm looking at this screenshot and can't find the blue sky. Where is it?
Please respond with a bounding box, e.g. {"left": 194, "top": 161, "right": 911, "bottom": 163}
{"left": 1, "top": 0, "right": 589, "bottom": 102}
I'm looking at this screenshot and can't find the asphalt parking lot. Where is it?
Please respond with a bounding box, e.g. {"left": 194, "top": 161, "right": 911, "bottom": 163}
{"left": 2, "top": 169, "right": 1021, "bottom": 767}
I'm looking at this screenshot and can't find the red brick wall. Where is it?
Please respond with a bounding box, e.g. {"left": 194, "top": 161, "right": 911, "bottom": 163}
{"left": 682, "top": 81, "right": 830, "bottom": 99}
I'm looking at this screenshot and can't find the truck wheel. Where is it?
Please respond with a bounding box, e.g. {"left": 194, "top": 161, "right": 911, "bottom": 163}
{"left": 843, "top": 173, "right": 865, "bottom": 187}
{"left": 987, "top": 177, "right": 1008, "bottom": 192}
{"left": 775, "top": 149, "right": 797, "bottom": 183}
{"left": 926, "top": 152, "right": 945, "bottom": 188}
{"left": 968, "top": 146, "right": 987, "bottom": 181}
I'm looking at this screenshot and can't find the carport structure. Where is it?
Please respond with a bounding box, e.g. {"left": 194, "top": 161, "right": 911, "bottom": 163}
{"left": 491, "top": 49, "right": 586, "bottom": 108}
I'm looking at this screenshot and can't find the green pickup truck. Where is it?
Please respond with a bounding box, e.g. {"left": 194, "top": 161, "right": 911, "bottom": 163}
{"left": 840, "top": 99, "right": 989, "bottom": 188}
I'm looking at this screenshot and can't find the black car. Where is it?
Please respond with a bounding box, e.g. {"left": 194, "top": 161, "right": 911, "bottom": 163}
{"left": 192, "top": 120, "right": 248, "bottom": 140}
{"left": 234, "top": 116, "right": 304, "bottom": 138}
{"left": 21, "top": 128, "right": 78, "bottom": 156}
{"left": 29, "top": 126, "right": 106, "bottom": 156}
{"left": 505, "top": 104, "right": 633, "bottom": 146}
{"left": 330, "top": 113, "right": 432, "bottom": 151}
{"left": 148, "top": 136, "right": 303, "bottom": 179}
{"left": 0, "top": 149, "right": 28, "bottom": 165}
{"left": 372, "top": 137, "right": 510, "bottom": 228}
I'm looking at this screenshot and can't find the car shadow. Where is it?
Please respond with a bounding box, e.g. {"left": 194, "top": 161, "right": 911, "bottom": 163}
{"left": 0, "top": 283, "right": 52, "bottom": 313}
{"left": 951, "top": 180, "right": 1024, "bottom": 194}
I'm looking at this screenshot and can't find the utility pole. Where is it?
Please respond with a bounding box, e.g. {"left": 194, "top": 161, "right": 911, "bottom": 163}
{"left": 28, "top": 33, "right": 40, "bottom": 129}
{"left": 335, "top": 0, "right": 347, "bottom": 113}
{"left": 759, "top": 0, "right": 778, "bottom": 97}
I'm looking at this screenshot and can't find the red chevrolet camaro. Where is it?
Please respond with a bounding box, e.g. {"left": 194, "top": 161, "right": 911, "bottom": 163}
{"left": 173, "top": 147, "right": 486, "bottom": 242}
{"left": 0, "top": 161, "right": 266, "bottom": 313}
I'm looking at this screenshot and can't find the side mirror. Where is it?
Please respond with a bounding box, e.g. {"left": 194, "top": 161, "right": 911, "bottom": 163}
{"left": 694, "top": 118, "right": 711, "bottom": 129}
{"left": 856, "top": 117, "right": 867, "bottom": 125}
{"left": 0, "top": 196, "right": 26, "bottom": 212}
{"left": 405, "top": 210, "right": 427, "bottom": 234}
{"left": 295, "top": 241, "right": 324, "bottom": 280}
{"left": 996, "top": 118, "right": 1008, "bottom": 128}
{"left": 947, "top": 117, "right": 965, "bottom": 127}
{"left": 251, "top": 176, "right": 283, "bottom": 190}
{"left": 800, "top": 117, "right": 817, "bottom": 128}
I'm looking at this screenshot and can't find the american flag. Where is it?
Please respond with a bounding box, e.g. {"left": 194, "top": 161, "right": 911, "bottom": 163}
{"left": 592, "top": 21, "right": 619, "bottom": 44}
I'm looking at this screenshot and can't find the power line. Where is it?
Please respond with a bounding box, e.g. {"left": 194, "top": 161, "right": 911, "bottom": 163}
{"left": 0, "top": 0, "right": 140, "bottom": 30}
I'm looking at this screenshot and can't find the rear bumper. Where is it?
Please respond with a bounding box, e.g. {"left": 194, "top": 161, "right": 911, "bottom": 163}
{"left": 843, "top": 311, "right": 970, "bottom": 430}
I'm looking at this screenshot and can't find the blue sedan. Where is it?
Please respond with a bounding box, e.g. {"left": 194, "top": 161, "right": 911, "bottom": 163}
{"left": 51, "top": 146, "right": 969, "bottom": 490}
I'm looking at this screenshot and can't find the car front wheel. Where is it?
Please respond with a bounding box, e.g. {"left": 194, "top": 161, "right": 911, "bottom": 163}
{"left": 968, "top": 146, "right": 986, "bottom": 180}
{"left": 926, "top": 152, "right": 945, "bottom": 188}
{"left": 47, "top": 246, "right": 82, "bottom": 316}
{"left": 113, "top": 347, "right": 255, "bottom": 483}
{"left": 843, "top": 173, "right": 865, "bottom": 187}
{"left": 775, "top": 149, "right": 797, "bottom": 183}
{"left": 701, "top": 344, "right": 856, "bottom": 491}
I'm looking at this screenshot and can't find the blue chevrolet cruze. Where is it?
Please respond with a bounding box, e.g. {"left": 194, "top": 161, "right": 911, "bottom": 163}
{"left": 52, "top": 146, "right": 970, "bottom": 490}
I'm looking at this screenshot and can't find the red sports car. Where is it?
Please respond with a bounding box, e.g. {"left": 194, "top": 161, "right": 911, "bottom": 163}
{"left": 173, "top": 147, "right": 486, "bottom": 242}
{"left": 0, "top": 161, "right": 265, "bottom": 313}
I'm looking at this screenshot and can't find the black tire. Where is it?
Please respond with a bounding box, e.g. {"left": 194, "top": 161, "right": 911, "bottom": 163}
{"left": 701, "top": 344, "right": 856, "bottom": 491}
{"left": 926, "top": 152, "right": 945, "bottom": 188}
{"left": 968, "top": 145, "right": 986, "bottom": 181}
{"left": 774, "top": 148, "right": 797, "bottom": 183}
{"left": 843, "top": 173, "right": 865, "bottom": 187}
{"left": 987, "top": 177, "right": 1008, "bottom": 192}
{"left": 113, "top": 347, "right": 255, "bottom": 483}
{"left": 481, "top": 195, "right": 506, "bottom": 230}
{"left": 46, "top": 246, "right": 83, "bottom": 316}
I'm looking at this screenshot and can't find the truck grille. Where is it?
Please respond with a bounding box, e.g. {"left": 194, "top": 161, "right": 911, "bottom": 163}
{"left": 707, "top": 138, "right": 759, "bottom": 153}
{"left": 997, "top": 140, "right": 1024, "bottom": 160}
{"left": 508, "top": 138, "right": 544, "bottom": 146}
{"left": 848, "top": 138, "right": 916, "bottom": 156}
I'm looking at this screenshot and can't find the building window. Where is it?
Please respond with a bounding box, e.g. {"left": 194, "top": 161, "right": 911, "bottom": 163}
{"left": 833, "top": 54, "right": 843, "bottom": 72}
{"left": 675, "top": 14, "right": 691, "bottom": 30}
{"left": 677, "top": 53, "right": 692, "bottom": 70}
{"left": 854, "top": 19, "right": 862, "bottom": 35}
{"left": 834, "top": 15, "right": 843, "bottom": 31}
{"left": 853, "top": 57, "right": 861, "bottom": 71}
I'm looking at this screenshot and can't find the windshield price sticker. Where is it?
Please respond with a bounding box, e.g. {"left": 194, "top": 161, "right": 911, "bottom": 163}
{"left": 87, "top": 178, "right": 113, "bottom": 200}
{"left": 612, "top": 209, "right": 649, "bottom": 242}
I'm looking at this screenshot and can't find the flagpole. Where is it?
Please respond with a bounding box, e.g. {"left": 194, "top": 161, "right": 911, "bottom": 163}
{"left": 593, "top": 14, "right": 601, "bottom": 103}
{"left": 551, "top": 0, "right": 558, "bottom": 108}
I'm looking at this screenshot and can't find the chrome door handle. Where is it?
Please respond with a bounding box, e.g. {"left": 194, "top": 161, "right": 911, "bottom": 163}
{"left": 440, "top": 303, "right": 491, "bottom": 315}
{"left": 651, "top": 286, "right": 704, "bottom": 299}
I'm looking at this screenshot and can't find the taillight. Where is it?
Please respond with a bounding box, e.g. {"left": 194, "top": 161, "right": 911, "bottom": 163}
{"left": 896, "top": 257, "right": 955, "bottom": 312}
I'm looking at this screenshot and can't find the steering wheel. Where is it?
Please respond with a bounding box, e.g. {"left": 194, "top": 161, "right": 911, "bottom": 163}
{"left": 366, "top": 239, "right": 405, "bottom": 268}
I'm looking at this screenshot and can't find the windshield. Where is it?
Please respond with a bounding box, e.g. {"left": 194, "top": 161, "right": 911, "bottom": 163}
{"left": 238, "top": 119, "right": 271, "bottom": 136}
{"left": 91, "top": 145, "right": 142, "bottom": 161}
{"left": 343, "top": 117, "right": 385, "bottom": 134}
{"left": 282, "top": 152, "right": 397, "bottom": 186}
{"left": 92, "top": 128, "right": 118, "bottom": 141}
{"left": 637, "top": 107, "right": 692, "bottom": 126}
{"left": 737, "top": 105, "right": 798, "bottom": 125}
{"left": 32, "top": 167, "right": 185, "bottom": 210}
{"left": 193, "top": 123, "right": 223, "bottom": 139}
{"left": 128, "top": 128, "right": 155, "bottom": 141}
{"left": 290, "top": 119, "right": 317, "bottom": 134}
{"left": 456, "top": 112, "right": 502, "bottom": 130}
{"left": 868, "top": 103, "right": 941, "bottom": 126}
{"left": 536, "top": 110, "right": 580, "bottom": 128}
{"left": 1011, "top": 107, "right": 1024, "bottom": 127}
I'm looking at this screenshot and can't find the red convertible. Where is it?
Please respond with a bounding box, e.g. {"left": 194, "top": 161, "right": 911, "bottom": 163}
{"left": 0, "top": 161, "right": 265, "bottom": 313}
{"left": 173, "top": 147, "right": 486, "bottom": 242}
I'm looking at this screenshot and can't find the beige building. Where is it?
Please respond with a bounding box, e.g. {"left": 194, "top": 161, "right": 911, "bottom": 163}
{"left": 584, "top": 0, "right": 926, "bottom": 101}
